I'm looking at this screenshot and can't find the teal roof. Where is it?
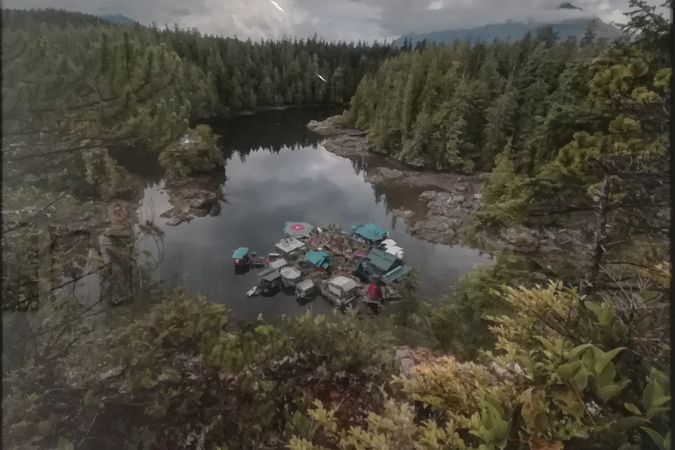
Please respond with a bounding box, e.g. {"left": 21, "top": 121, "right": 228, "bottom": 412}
{"left": 367, "top": 248, "right": 398, "bottom": 272}
{"left": 381, "top": 265, "right": 412, "bottom": 284}
{"left": 352, "top": 223, "right": 387, "bottom": 242}
{"left": 305, "top": 251, "right": 330, "bottom": 269}
{"left": 232, "top": 247, "right": 249, "bottom": 259}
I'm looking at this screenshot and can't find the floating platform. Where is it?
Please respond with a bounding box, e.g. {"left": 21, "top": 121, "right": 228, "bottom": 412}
{"left": 238, "top": 221, "right": 410, "bottom": 302}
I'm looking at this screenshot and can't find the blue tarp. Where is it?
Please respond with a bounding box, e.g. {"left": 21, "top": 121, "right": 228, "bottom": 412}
{"left": 305, "top": 251, "right": 330, "bottom": 269}
{"left": 232, "top": 247, "right": 249, "bottom": 259}
{"left": 351, "top": 223, "right": 387, "bottom": 242}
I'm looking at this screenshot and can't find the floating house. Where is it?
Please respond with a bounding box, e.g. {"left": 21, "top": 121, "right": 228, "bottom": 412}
{"left": 280, "top": 266, "right": 302, "bottom": 288}
{"left": 258, "top": 268, "right": 282, "bottom": 294}
{"left": 268, "top": 258, "right": 288, "bottom": 271}
{"left": 321, "top": 275, "right": 360, "bottom": 307}
{"left": 304, "top": 250, "right": 330, "bottom": 269}
{"left": 275, "top": 237, "right": 306, "bottom": 258}
{"left": 355, "top": 248, "right": 408, "bottom": 283}
{"left": 351, "top": 223, "right": 388, "bottom": 245}
{"left": 284, "top": 222, "right": 314, "bottom": 239}
{"left": 232, "top": 247, "right": 250, "bottom": 267}
{"left": 296, "top": 279, "right": 316, "bottom": 299}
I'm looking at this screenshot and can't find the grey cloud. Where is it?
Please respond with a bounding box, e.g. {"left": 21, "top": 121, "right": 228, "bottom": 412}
{"left": 2, "top": 0, "right": 663, "bottom": 41}
{"left": 370, "top": 0, "right": 631, "bottom": 35}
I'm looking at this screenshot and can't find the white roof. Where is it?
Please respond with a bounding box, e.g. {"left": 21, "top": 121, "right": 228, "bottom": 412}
{"left": 382, "top": 239, "right": 404, "bottom": 259}
{"left": 329, "top": 276, "right": 358, "bottom": 291}
{"left": 268, "top": 258, "right": 288, "bottom": 270}
{"left": 280, "top": 266, "right": 301, "bottom": 279}
{"left": 385, "top": 246, "right": 404, "bottom": 259}
{"left": 275, "top": 238, "right": 306, "bottom": 253}
{"left": 382, "top": 239, "right": 398, "bottom": 247}
{"left": 296, "top": 279, "right": 315, "bottom": 290}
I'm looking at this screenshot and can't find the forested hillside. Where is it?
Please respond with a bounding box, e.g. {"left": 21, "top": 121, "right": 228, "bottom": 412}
{"left": 345, "top": 27, "right": 611, "bottom": 173}
{"left": 4, "top": 8, "right": 395, "bottom": 115}
{"left": 159, "top": 27, "right": 394, "bottom": 110}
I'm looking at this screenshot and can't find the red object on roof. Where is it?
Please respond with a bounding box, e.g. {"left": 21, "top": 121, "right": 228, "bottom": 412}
{"left": 367, "top": 283, "right": 382, "bottom": 300}
{"left": 289, "top": 223, "right": 305, "bottom": 231}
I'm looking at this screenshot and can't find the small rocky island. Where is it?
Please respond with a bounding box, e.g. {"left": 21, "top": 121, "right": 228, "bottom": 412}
{"left": 157, "top": 126, "right": 226, "bottom": 226}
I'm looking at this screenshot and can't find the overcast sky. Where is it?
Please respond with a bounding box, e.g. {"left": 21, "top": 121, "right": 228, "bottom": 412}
{"left": 3, "top": 0, "right": 665, "bottom": 41}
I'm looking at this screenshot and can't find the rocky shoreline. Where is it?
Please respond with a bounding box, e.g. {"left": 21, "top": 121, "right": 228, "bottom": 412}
{"left": 160, "top": 175, "right": 225, "bottom": 226}
{"left": 307, "top": 115, "right": 589, "bottom": 255}
{"left": 308, "top": 116, "right": 488, "bottom": 245}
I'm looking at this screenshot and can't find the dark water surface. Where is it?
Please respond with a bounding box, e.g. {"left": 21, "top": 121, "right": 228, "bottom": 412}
{"left": 138, "top": 106, "right": 490, "bottom": 322}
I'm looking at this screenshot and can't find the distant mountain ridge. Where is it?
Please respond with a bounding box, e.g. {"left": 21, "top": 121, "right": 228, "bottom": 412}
{"left": 394, "top": 6, "right": 622, "bottom": 47}
{"left": 558, "top": 2, "right": 583, "bottom": 9}
{"left": 99, "top": 14, "right": 137, "bottom": 26}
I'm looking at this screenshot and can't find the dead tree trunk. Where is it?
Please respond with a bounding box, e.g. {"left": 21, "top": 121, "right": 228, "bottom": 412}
{"left": 582, "top": 177, "right": 611, "bottom": 296}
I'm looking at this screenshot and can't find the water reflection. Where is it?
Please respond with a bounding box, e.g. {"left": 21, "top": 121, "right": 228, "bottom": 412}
{"left": 209, "top": 106, "right": 331, "bottom": 155}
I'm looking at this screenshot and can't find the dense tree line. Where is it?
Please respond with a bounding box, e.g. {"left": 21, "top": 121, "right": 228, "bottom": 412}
{"left": 3, "top": 8, "right": 396, "bottom": 116}
{"left": 344, "top": 27, "right": 613, "bottom": 173}
{"left": 158, "top": 27, "right": 395, "bottom": 111}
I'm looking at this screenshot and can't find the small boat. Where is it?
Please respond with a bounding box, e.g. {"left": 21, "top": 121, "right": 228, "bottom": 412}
{"left": 246, "top": 286, "right": 260, "bottom": 297}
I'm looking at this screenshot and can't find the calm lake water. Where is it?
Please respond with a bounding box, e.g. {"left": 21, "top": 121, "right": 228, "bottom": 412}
{"left": 137, "top": 106, "right": 491, "bottom": 322}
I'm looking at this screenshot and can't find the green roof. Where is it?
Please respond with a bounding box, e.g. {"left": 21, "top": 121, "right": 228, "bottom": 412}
{"left": 232, "top": 247, "right": 249, "bottom": 259}
{"left": 351, "top": 223, "right": 387, "bottom": 242}
{"left": 305, "top": 251, "right": 330, "bottom": 269}
{"left": 381, "top": 265, "right": 412, "bottom": 284}
{"left": 366, "top": 248, "right": 398, "bottom": 272}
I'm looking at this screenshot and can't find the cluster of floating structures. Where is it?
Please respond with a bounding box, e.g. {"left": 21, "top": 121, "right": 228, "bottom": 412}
{"left": 232, "top": 222, "right": 412, "bottom": 307}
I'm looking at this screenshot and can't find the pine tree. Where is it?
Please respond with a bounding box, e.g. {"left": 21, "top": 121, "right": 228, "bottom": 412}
{"left": 482, "top": 89, "right": 518, "bottom": 170}
{"left": 580, "top": 19, "right": 598, "bottom": 48}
